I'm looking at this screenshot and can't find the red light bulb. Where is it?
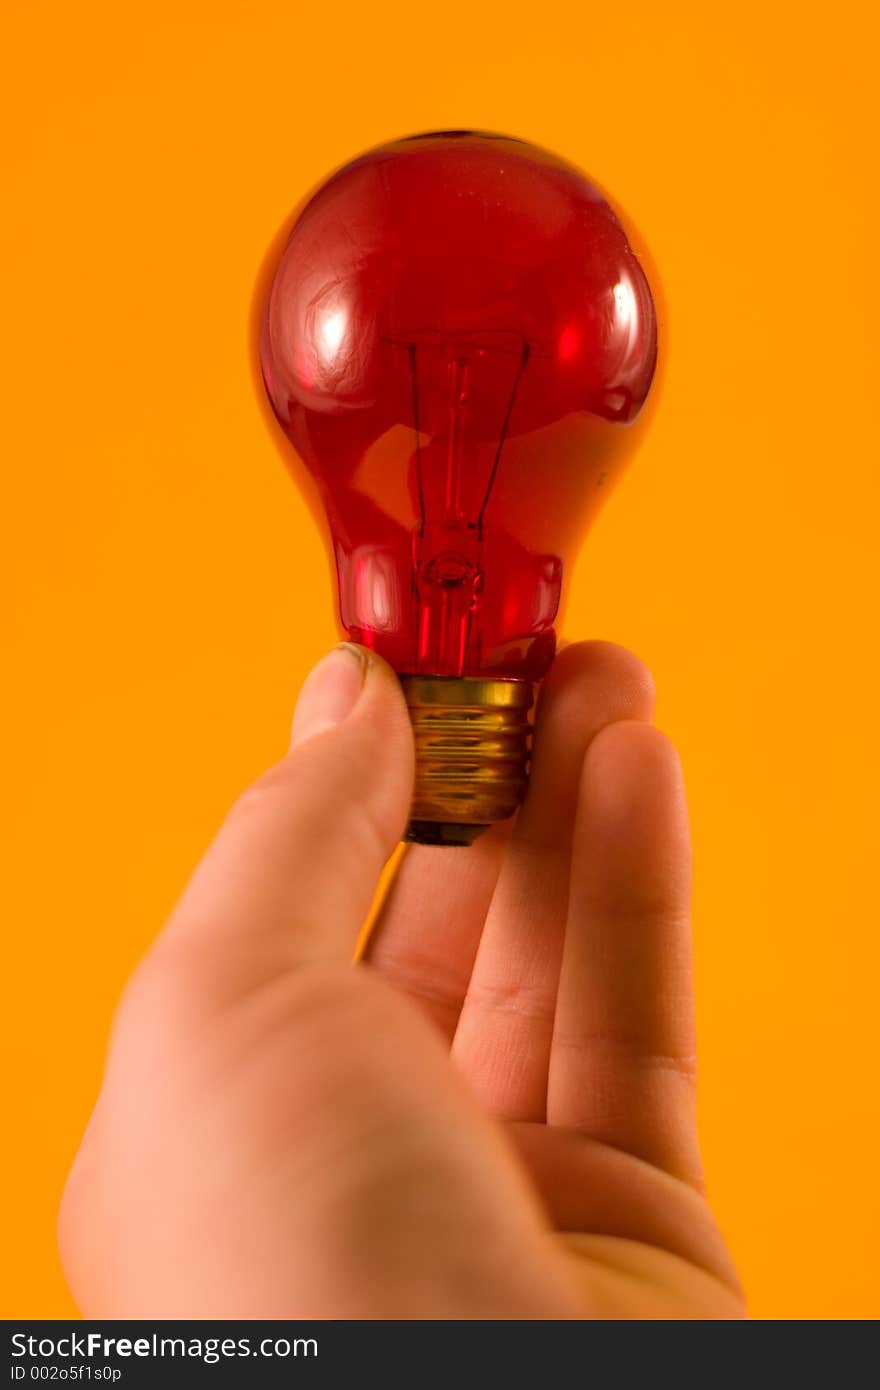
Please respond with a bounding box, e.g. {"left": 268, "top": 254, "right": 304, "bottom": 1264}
{"left": 259, "top": 131, "right": 658, "bottom": 844}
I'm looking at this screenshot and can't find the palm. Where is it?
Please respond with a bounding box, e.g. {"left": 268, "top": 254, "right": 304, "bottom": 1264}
{"left": 512, "top": 1122, "right": 743, "bottom": 1316}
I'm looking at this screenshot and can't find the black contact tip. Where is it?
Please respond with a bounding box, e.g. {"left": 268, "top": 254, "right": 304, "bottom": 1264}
{"left": 404, "top": 820, "right": 490, "bottom": 847}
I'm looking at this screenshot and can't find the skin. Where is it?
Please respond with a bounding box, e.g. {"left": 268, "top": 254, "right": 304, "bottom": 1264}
{"left": 58, "top": 640, "right": 747, "bottom": 1319}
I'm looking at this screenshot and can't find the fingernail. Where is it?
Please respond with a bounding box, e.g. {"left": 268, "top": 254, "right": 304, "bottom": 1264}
{"left": 290, "top": 644, "right": 369, "bottom": 748}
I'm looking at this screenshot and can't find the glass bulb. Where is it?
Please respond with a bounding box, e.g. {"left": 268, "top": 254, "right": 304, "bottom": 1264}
{"left": 259, "top": 131, "right": 658, "bottom": 844}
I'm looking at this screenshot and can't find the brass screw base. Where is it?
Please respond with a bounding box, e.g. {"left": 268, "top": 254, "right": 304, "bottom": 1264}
{"left": 399, "top": 675, "right": 534, "bottom": 847}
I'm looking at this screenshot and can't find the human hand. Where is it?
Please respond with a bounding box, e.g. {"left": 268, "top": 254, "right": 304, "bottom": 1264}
{"left": 59, "top": 641, "right": 746, "bottom": 1319}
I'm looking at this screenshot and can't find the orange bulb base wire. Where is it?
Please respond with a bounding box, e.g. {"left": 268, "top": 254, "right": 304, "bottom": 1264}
{"left": 399, "top": 674, "right": 534, "bottom": 845}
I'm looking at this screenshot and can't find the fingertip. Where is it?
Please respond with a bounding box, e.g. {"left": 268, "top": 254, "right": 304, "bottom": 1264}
{"left": 522, "top": 643, "right": 656, "bottom": 830}
{"left": 576, "top": 720, "right": 691, "bottom": 900}
{"left": 584, "top": 720, "right": 685, "bottom": 808}
{"left": 289, "top": 644, "right": 414, "bottom": 773}
{"left": 285, "top": 645, "right": 415, "bottom": 842}
{"left": 347, "top": 647, "right": 416, "bottom": 783}
{"left": 539, "top": 640, "right": 655, "bottom": 722}
{"left": 290, "top": 644, "right": 369, "bottom": 748}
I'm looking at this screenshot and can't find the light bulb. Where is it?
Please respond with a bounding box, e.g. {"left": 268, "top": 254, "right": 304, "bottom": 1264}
{"left": 259, "top": 131, "right": 658, "bottom": 845}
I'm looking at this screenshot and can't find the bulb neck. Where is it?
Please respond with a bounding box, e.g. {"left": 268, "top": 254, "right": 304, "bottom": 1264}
{"left": 399, "top": 675, "right": 533, "bottom": 847}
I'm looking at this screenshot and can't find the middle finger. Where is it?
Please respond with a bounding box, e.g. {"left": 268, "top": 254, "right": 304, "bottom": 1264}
{"left": 451, "top": 641, "right": 655, "bottom": 1120}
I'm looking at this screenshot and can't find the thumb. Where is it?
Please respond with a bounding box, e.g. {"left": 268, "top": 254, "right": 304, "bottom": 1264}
{"left": 160, "top": 644, "right": 414, "bottom": 973}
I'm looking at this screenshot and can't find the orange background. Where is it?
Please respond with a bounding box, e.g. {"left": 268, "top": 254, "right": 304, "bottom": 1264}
{"left": 2, "top": 0, "right": 878, "bottom": 1320}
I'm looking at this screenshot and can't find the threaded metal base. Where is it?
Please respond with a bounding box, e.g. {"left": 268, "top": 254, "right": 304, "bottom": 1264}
{"left": 399, "top": 675, "right": 533, "bottom": 846}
